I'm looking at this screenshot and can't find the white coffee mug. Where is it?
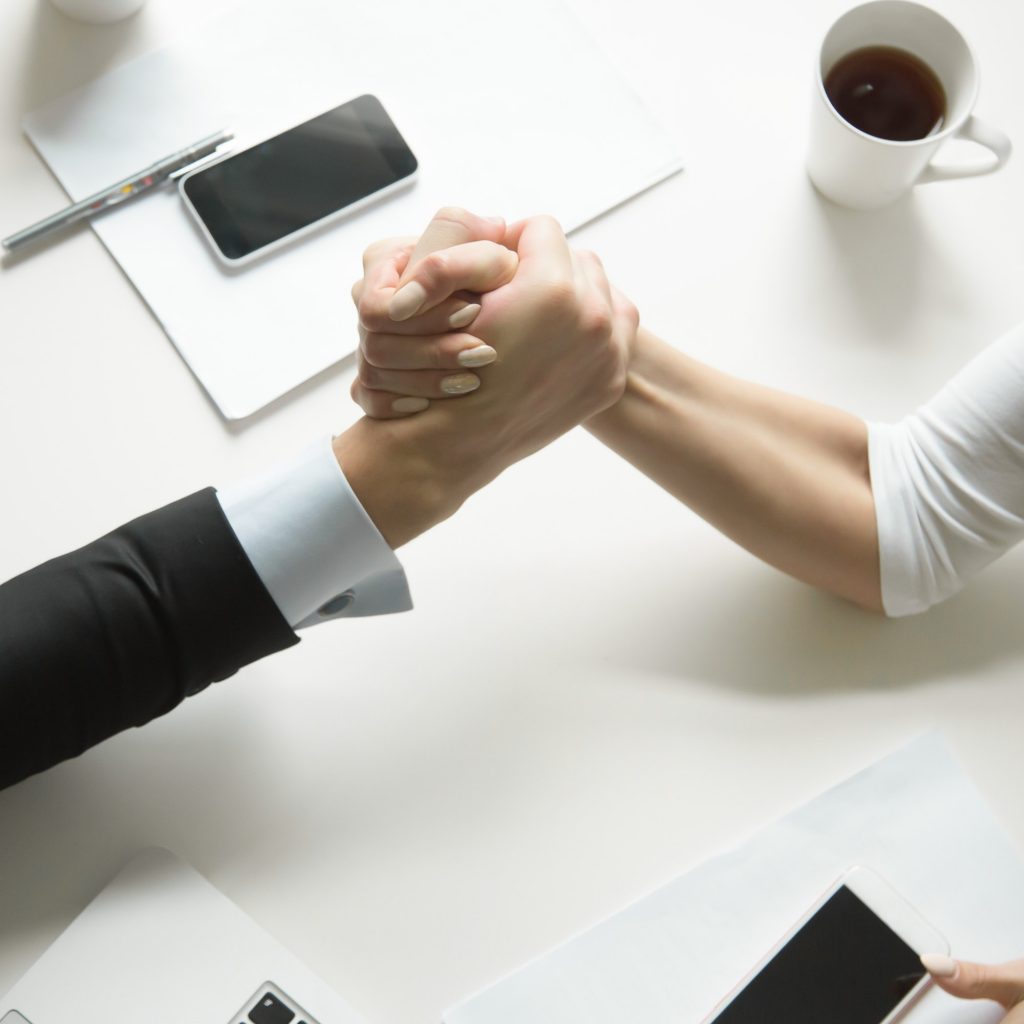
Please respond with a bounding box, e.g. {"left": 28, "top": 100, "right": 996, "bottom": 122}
{"left": 807, "top": 0, "right": 1011, "bottom": 210}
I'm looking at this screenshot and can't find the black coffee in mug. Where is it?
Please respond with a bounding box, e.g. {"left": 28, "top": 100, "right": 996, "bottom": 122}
{"left": 824, "top": 45, "right": 946, "bottom": 141}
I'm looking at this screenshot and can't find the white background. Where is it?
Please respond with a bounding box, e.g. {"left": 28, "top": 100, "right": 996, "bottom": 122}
{"left": 1, "top": 1, "right": 1023, "bottom": 1023}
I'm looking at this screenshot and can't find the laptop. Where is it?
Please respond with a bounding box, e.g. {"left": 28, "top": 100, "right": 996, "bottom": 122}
{"left": 0, "top": 848, "right": 367, "bottom": 1024}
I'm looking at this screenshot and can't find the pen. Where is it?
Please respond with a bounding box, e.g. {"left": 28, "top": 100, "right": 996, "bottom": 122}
{"left": 2, "top": 128, "right": 234, "bottom": 253}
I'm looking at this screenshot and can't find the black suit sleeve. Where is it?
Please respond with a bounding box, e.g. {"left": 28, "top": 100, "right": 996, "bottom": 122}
{"left": 0, "top": 488, "right": 299, "bottom": 790}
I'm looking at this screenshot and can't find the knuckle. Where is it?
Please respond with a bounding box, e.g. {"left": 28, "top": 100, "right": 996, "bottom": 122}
{"left": 420, "top": 249, "right": 450, "bottom": 283}
{"left": 360, "top": 333, "right": 387, "bottom": 368}
{"left": 355, "top": 293, "right": 373, "bottom": 324}
{"left": 361, "top": 238, "right": 389, "bottom": 269}
{"left": 363, "top": 235, "right": 406, "bottom": 262}
{"left": 357, "top": 357, "right": 382, "bottom": 389}
{"left": 350, "top": 279, "right": 363, "bottom": 305}
{"left": 532, "top": 213, "right": 564, "bottom": 234}
{"left": 968, "top": 965, "right": 998, "bottom": 995}
{"left": 497, "top": 246, "right": 520, "bottom": 279}
{"left": 580, "top": 301, "right": 613, "bottom": 340}
{"left": 356, "top": 294, "right": 387, "bottom": 331}
{"left": 433, "top": 205, "right": 474, "bottom": 229}
{"left": 538, "top": 280, "right": 578, "bottom": 318}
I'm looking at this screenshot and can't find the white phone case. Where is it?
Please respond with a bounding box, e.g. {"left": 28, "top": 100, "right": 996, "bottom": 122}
{"left": 178, "top": 154, "right": 416, "bottom": 269}
{"left": 701, "top": 866, "right": 949, "bottom": 1024}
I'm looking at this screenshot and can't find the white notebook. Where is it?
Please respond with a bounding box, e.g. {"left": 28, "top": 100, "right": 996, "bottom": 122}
{"left": 23, "top": 0, "right": 682, "bottom": 420}
{"left": 444, "top": 735, "right": 1023, "bottom": 1024}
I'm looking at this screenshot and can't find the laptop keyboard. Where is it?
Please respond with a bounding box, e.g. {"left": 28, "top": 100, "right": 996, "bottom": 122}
{"left": 234, "top": 982, "right": 319, "bottom": 1024}
{"left": 3, "top": 982, "right": 317, "bottom": 1024}
{"left": 248, "top": 991, "right": 300, "bottom": 1024}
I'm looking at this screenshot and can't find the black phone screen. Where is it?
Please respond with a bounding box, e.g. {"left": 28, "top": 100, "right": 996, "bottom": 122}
{"left": 183, "top": 94, "right": 417, "bottom": 260}
{"left": 709, "top": 886, "right": 926, "bottom": 1023}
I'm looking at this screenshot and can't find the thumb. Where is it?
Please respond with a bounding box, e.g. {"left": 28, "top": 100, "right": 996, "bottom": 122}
{"left": 922, "top": 954, "right": 1024, "bottom": 1010}
{"left": 399, "top": 207, "right": 507, "bottom": 285}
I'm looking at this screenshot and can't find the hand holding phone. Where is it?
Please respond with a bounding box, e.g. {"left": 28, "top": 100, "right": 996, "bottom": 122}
{"left": 702, "top": 867, "right": 948, "bottom": 1024}
{"left": 921, "top": 953, "right": 1024, "bottom": 1019}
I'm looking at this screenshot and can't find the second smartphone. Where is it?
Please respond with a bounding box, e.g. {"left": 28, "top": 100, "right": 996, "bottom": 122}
{"left": 179, "top": 94, "right": 418, "bottom": 267}
{"left": 702, "top": 867, "right": 948, "bottom": 1024}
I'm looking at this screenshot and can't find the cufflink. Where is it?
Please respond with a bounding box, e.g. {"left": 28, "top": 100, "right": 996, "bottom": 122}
{"left": 317, "top": 589, "right": 355, "bottom": 617}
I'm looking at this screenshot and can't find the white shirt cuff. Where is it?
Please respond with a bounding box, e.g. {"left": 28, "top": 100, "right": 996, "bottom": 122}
{"left": 216, "top": 438, "right": 413, "bottom": 629}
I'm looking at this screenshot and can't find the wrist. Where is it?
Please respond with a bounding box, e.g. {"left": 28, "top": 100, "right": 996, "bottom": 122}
{"left": 331, "top": 412, "right": 500, "bottom": 549}
{"left": 623, "top": 325, "right": 677, "bottom": 390}
{"left": 587, "top": 325, "right": 676, "bottom": 431}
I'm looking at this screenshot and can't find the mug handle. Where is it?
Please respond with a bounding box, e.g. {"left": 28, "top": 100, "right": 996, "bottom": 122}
{"left": 919, "top": 115, "right": 1013, "bottom": 183}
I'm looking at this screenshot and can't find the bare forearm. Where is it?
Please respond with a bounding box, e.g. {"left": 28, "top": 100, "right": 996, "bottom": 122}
{"left": 587, "top": 327, "right": 882, "bottom": 610}
{"left": 331, "top": 401, "right": 510, "bottom": 550}
{"left": 332, "top": 422, "right": 455, "bottom": 550}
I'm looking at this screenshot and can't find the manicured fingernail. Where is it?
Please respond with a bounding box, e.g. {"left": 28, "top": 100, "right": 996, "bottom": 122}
{"left": 388, "top": 281, "right": 428, "bottom": 321}
{"left": 448, "top": 303, "right": 482, "bottom": 330}
{"left": 921, "top": 954, "right": 958, "bottom": 978}
{"left": 457, "top": 344, "right": 497, "bottom": 368}
{"left": 391, "top": 396, "right": 430, "bottom": 414}
{"left": 440, "top": 372, "right": 480, "bottom": 395}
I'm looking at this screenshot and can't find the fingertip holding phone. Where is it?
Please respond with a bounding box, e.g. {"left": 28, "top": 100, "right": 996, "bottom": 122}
{"left": 179, "top": 94, "right": 417, "bottom": 267}
{"left": 702, "top": 867, "right": 948, "bottom": 1024}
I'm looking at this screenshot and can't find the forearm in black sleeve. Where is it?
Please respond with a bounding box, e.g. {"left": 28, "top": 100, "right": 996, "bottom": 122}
{"left": 0, "top": 487, "right": 298, "bottom": 790}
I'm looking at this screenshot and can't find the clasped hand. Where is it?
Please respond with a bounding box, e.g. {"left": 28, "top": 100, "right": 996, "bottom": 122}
{"left": 351, "top": 207, "right": 637, "bottom": 459}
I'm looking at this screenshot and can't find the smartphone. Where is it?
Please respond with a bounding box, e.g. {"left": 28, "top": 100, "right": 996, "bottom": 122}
{"left": 702, "top": 867, "right": 948, "bottom": 1024}
{"left": 178, "top": 94, "right": 417, "bottom": 267}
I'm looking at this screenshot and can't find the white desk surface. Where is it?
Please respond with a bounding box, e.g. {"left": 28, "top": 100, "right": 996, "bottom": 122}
{"left": 1, "top": 1, "right": 1023, "bottom": 1022}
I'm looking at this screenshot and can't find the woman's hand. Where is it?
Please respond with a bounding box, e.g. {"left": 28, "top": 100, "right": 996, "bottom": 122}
{"left": 351, "top": 208, "right": 519, "bottom": 418}
{"left": 922, "top": 954, "right": 1024, "bottom": 1021}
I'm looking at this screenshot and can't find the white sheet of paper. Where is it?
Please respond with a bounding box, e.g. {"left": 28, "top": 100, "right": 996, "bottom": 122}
{"left": 444, "top": 734, "right": 1024, "bottom": 1024}
{"left": 22, "top": 0, "right": 682, "bottom": 420}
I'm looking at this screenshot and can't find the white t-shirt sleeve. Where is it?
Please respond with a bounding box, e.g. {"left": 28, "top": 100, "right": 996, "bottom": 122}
{"left": 216, "top": 438, "right": 413, "bottom": 629}
{"left": 868, "top": 322, "right": 1024, "bottom": 616}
